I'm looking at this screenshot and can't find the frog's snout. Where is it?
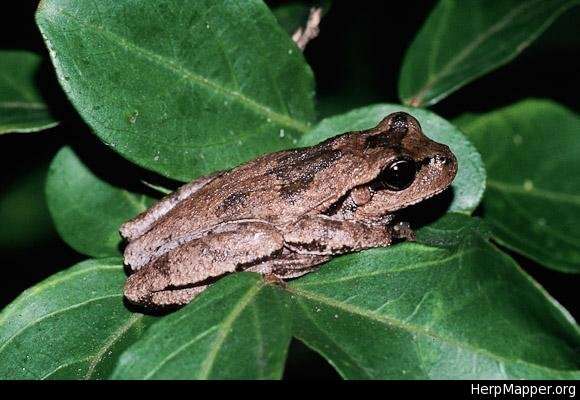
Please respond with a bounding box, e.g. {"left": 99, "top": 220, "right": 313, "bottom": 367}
{"left": 441, "top": 145, "right": 458, "bottom": 176}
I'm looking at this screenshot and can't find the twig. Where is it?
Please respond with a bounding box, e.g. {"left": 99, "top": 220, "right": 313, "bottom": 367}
{"left": 292, "top": 7, "right": 322, "bottom": 51}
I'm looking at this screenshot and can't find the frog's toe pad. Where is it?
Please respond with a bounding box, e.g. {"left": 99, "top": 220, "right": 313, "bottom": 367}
{"left": 392, "top": 221, "right": 416, "bottom": 241}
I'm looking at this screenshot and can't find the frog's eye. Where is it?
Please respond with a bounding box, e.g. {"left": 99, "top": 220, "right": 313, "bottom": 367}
{"left": 374, "top": 157, "right": 417, "bottom": 191}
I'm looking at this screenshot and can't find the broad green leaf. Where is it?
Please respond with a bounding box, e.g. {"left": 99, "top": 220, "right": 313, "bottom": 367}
{"left": 456, "top": 99, "right": 580, "bottom": 273}
{"left": 0, "top": 51, "right": 57, "bottom": 134}
{"left": 300, "top": 104, "right": 486, "bottom": 213}
{"left": 112, "top": 273, "right": 290, "bottom": 380}
{"left": 0, "top": 167, "right": 57, "bottom": 249}
{"left": 36, "top": 0, "right": 315, "bottom": 181}
{"left": 46, "top": 147, "right": 153, "bottom": 258}
{"left": 399, "top": 0, "right": 579, "bottom": 107}
{"left": 0, "top": 258, "right": 151, "bottom": 380}
{"left": 287, "top": 223, "right": 580, "bottom": 379}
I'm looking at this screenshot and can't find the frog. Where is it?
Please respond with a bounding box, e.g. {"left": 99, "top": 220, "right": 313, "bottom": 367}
{"left": 120, "top": 112, "right": 458, "bottom": 308}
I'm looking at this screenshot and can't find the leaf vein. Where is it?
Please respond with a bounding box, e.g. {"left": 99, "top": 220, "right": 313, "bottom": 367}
{"left": 53, "top": 8, "right": 310, "bottom": 133}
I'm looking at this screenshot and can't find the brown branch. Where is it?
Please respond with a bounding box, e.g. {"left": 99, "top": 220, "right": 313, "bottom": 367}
{"left": 292, "top": 7, "right": 322, "bottom": 51}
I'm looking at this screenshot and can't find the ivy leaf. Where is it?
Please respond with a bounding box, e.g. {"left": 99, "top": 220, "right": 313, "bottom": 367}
{"left": 301, "top": 104, "right": 486, "bottom": 214}
{"left": 36, "top": 0, "right": 315, "bottom": 181}
{"left": 0, "top": 51, "right": 57, "bottom": 134}
{"left": 456, "top": 99, "right": 580, "bottom": 273}
{"left": 287, "top": 221, "right": 580, "bottom": 379}
{"left": 0, "top": 258, "right": 151, "bottom": 380}
{"left": 112, "top": 273, "right": 290, "bottom": 379}
{"left": 46, "top": 147, "right": 153, "bottom": 258}
{"left": 399, "top": 0, "right": 579, "bottom": 107}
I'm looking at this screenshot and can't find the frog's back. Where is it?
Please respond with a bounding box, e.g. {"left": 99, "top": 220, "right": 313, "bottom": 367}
{"left": 150, "top": 133, "right": 377, "bottom": 237}
{"left": 122, "top": 130, "right": 388, "bottom": 271}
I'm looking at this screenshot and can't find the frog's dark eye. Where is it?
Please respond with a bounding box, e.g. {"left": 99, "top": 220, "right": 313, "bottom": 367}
{"left": 374, "top": 157, "right": 417, "bottom": 191}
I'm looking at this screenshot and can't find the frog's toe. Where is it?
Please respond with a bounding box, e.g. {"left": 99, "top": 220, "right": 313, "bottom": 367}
{"left": 392, "top": 221, "right": 416, "bottom": 241}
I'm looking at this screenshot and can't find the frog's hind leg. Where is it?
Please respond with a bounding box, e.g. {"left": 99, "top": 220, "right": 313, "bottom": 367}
{"left": 147, "top": 286, "right": 208, "bottom": 308}
{"left": 124, "top": 221, "right": 283, "bottom": 307}
{"left": 120, "top": 171, "right": 223, "bottom": 241}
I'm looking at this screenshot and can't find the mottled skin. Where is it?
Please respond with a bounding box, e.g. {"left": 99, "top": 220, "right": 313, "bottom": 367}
{"left": 121, "top": 112, "right": 458, "bottom": 307}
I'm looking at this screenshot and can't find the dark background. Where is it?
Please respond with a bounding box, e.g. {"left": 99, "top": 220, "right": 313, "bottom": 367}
{"left": 1, "top": 1, "right": 578, "bottom": 379}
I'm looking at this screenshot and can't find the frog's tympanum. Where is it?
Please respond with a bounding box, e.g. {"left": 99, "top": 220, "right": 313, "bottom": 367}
{"left": 121, "top": 112, "right": 458, "bottom": 307}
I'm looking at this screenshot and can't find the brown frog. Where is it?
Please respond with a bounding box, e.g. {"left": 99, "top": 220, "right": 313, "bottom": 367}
{"left": 121, "top": 112, "right": 457, "bottom": 307}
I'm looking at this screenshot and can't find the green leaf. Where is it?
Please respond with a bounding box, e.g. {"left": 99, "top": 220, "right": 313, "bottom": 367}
{"left": 287, "top": 223, "right": 580, "bottom": 379}
{"left": 0, "top": 51, "right": 57, "bottom": 134}
{"left": 112, "top": 273, "right": 290, "bottom": 379}
{"left": 456, "top": 99, "right": 580, "bottom": 273}
{"left": 0, "top": 258, "right": 151, "bottom": 380}
{"left": 46, "top": 147, "right": 153, "bottom": 258}
{"left": 0, "top": 167, "right": 57, "bottom": 249}
{"left": 300, "top": 104, "right": 486, "bottom": 214}
{"left": 36, "top": 0, "right": 315, "bottom": 181}
{"left": 399, "top": 0, "right": 579, "bottom": 107}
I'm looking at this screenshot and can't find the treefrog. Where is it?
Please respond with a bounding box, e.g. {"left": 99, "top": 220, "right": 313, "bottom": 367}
{"left": 121, "top": 112, "right": 457, "bottom": 307}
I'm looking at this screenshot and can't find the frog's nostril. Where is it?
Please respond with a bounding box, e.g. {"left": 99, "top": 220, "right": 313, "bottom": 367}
{"left": 432, "top": 154, "right": 448, "bottom": 164}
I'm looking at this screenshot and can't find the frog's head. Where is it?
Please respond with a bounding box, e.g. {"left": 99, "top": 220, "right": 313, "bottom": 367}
{"left": 358, "top": 112, "right": 458, "bottom": 214}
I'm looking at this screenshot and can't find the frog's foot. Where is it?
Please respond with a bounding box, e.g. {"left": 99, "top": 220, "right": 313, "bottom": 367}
{"left": 392, "top": 221, "right": 416, "bottom": 242}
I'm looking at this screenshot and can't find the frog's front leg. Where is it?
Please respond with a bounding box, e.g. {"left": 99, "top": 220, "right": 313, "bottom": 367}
{"left": 284, "top": 215, "right": 414, "bottom": 256}
{"left": 124, "top": 221, "right": 283, "bottom": 307}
